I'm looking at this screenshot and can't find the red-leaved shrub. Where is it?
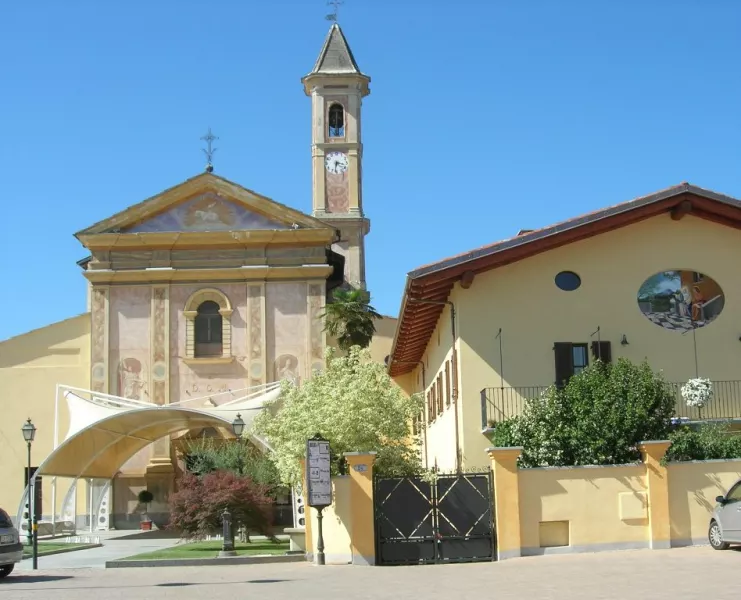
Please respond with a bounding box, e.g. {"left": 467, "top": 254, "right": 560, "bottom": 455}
{"left": 168, "top": 470, "right": 275, "bottom": 540}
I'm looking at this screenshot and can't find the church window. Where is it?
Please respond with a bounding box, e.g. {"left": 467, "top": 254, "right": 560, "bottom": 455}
{"left": 328, "top": 103, "right": 345, "bottom": 137}
{"left": 183, "top": 288, "right": 233, "bottom": 360}
{"left": 194, "top": 301, "right": 223, "bottom": 357}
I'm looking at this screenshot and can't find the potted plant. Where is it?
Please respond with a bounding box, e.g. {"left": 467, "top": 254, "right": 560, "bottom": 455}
{"left": 681, "top": 377, "right": 713, "bottom": 419}
{"left": 138, "top": 490, "right": 154, "bottom": 531}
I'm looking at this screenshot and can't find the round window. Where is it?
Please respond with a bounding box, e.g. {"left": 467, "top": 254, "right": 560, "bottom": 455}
{"left": 555, "top": 271, "right": 581, "bottom": 291}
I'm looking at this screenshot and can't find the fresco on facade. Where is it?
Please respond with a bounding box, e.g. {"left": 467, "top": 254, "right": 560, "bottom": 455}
{"left": 274, "top": 354, "right": 299, "bottom": 383}
{"left": 637, "top": 270, "right": 725, "bottom": 332}
{"left": 127, "top": 192, "right": 289, "bottom": 233}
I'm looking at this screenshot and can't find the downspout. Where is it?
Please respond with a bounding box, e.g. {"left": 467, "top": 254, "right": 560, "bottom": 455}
{"left": 390, "top": 359, "right": 428, "bottom": 469}
{"left": 408, "top": 299, "right": 461, "bottom": 473}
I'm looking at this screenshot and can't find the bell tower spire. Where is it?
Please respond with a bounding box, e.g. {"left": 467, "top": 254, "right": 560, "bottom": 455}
{"left": 302, "top": 23, "right": 370, "bottom": 289}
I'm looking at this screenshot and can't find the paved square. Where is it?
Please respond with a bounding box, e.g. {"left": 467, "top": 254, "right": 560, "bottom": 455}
{"left": 1, "top": 547, "right": 739, "bottom": 599}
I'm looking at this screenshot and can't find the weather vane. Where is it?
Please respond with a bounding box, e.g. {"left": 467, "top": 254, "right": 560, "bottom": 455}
{"left": 200, "top": 127, "right": 218, "bottom": 173}
{"left": 325, "top": 0, "right": 343, "bottom": 21}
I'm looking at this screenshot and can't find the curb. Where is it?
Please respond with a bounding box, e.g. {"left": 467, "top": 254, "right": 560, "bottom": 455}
{"left": 105, "top": 554, "right": 305, "bottom": 569}
{"left": 22, "top": 544, "right": 102, "bottom": 559}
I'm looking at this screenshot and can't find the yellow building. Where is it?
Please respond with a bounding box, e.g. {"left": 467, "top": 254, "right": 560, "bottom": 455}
{"left": 0, "top": 23, "right": 394, "bottom": 530}
{"left": 388, "top": 184, "right": 741, "bottom": 471}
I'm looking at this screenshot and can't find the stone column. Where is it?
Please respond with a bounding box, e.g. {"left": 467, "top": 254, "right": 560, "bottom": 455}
{"left": 487, "top": 446, "right": 523, "bottom": 560}
{"left": 639, "top": 440, "right": 672, "bottom": 550}
{"left": 344, "top": 451, "right": 377, "bottom": 565}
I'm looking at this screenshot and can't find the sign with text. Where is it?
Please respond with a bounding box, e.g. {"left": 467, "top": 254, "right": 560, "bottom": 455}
{"left": 306, "top": 438, "right": 332, "bottom": 507}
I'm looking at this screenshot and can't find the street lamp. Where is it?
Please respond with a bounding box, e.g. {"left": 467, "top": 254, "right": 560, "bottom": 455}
{"left": 231, "top": 413, "right": 245, "bottom": 438}
{"left": 21, "top": 418, "right": 38, "bottom": 570}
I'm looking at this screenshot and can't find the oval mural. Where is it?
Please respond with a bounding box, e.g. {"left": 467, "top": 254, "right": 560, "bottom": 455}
{"left": 637, "top": 270, "right": 725, "bottom": 332}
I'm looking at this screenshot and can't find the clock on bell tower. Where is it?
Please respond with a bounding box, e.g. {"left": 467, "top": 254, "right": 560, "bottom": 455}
{"left": 302, "top": 23, "right": 370, "bottom": 289}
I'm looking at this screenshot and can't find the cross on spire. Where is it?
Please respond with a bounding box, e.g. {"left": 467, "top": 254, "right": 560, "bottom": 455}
{"left": 200, "top": 127, "right": 218, "bottom": 173}
{"left": 325, "top": 0, "right": 343, "bottom": 22}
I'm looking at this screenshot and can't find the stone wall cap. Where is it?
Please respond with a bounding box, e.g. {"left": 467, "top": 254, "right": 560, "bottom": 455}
{"left": 343, "top": 451, "right": 378, "bottom": 456}
{"left": 638, "top": 440, "right": 672, "bottom": 446}
{"left": 486, "top": 446, "right": 524, "bottom": 453}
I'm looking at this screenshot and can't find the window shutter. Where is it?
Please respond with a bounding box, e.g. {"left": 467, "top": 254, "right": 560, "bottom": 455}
{"left": 553, "top": 343, "right": 573, "bottom": 387}
{"left": 590, "top": 341, "right": 612, "bottom": 364}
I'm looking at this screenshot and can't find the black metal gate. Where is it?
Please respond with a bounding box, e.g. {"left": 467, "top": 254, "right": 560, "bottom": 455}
{"left": 374, "top": 471, "right": 494, "bottom": 565}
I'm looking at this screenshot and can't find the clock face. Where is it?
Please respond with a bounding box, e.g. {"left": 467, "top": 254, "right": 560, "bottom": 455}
{"left": 325, "top": 151, "right": 349, "bottom": 175}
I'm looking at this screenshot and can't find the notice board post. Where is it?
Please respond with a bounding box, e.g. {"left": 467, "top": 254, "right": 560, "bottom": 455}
{"left": 306, "top": 434, "right": 332, "bottom": 565}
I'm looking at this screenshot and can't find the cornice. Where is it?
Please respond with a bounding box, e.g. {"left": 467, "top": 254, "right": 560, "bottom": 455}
{"left": 77, "top": 228, "right": 336, "bottom": 251}
{"left": 83, "top": 264, "right": 334, "bottom": 284}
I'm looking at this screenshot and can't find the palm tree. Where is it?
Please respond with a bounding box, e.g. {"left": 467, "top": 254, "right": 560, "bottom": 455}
{"left": 320, "top": 287, "right": 382, "bottom": 351}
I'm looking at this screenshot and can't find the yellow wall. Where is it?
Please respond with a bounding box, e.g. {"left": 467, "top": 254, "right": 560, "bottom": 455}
{"left": 518, "top": 465, "right": 648, "bottom": 555}
{"left": 453, "top": 214, "right": 741, "bottom": 465}
{"left": 0, "top": 314, "right": 91, "bottom": 522}
{"left": 307, "top": 476, "right": 353, "bottom": 564}
{"left": 668, "top": 459, "right": 741, "bottom": 546}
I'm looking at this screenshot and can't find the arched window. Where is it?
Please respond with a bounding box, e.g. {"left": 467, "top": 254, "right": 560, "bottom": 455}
{"left": 194, "top": 301, "right": 223, "bottom": 357}
{"left": 328, "top": 103, "right": 345, "bottom": 138}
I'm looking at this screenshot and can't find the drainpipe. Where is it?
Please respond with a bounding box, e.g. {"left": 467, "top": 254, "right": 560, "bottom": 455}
{"left": 408, "top": 298, "right": 461, "bottom": 473}
{"left": 390, "top": 359, "right": 428, "bottom": 469}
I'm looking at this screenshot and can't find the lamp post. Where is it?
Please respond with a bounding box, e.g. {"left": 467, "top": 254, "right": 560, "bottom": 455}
{"left": 21, "top": 418, "right": 37, "bottom": 570}
{"left": 231, "top": 413, "right": 245, "bottom": 476}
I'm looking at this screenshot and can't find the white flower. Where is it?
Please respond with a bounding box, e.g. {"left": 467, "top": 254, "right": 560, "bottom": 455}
{"left": 681, "top": 378, "right": 713, "bottom": 408}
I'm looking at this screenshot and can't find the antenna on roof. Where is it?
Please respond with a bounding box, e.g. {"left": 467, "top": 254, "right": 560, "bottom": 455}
{"left": 325, "top": 0, "right": 343, "bottom": 21}
{"left": 200, "top": 127, "right": 218, "bottom": 173}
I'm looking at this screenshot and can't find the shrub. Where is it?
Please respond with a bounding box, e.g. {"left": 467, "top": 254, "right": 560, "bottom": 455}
{"left": 665, "top": 423, "right": 741, "bottom": 463}
{"left": 168, "top": 470, "right": 275, "bottom": 541}
{"left": 491, "top": 358, "right": 676, "bottom": 467}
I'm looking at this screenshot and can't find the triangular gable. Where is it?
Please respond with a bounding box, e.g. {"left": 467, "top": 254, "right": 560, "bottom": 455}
{"left": 76, "top": 172, "right": 333, "bottom": 236}
{"left": 126, "top": 192, "right": 288, "bottom": 233}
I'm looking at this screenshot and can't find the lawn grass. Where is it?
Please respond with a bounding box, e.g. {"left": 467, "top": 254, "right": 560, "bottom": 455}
{"left": 22, "top": 542, "right": 98, "bottom": 558}
{"left": 122, "top": 540, "right": 290, "bottom": 561}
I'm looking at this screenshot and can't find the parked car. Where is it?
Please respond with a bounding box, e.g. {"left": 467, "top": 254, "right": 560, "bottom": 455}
{"left": 709, "top": 477, "right": 741, "bottom": 550}
{"left": 0, "top": 508, "right": 23, "bottom": 578}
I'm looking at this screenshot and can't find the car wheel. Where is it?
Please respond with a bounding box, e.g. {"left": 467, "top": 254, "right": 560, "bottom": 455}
{"left": 709, "top": 520, "right": 730, "bottom": 550}
{"left": 0, "top": 564, "right": 14, "bottom": 579}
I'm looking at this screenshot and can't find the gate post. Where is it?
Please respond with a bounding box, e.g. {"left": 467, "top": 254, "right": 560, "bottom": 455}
{"left": 344, "top": 451, "right": 377, "bottom": 566}
{"left": 487, "top": 446, "right": 523, "bottom": 560}
{"left": 638, "top": 440, "right": 672, "bottom": 550}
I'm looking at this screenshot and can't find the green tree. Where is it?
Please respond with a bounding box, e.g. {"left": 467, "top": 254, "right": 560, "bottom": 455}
{"left": 183, "top": 438, "right": 281, "bottom": 495}
{"left": 320, "top": 287, "right": 382, "bottom": 351}
{"left": 491, "top": 358, "right": 676, "bottom": 467}
{"left": 253, "top": 346, "right": 423, "bottom": 489}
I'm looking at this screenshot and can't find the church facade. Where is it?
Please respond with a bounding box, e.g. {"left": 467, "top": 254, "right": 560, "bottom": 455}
{"left": 0, "top": 24, "right": 394, "bottom": 529}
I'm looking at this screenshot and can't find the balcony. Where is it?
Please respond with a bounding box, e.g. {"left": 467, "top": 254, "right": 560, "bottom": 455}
{"left": 480, "top": 381, "right": 741, "bottom": 429}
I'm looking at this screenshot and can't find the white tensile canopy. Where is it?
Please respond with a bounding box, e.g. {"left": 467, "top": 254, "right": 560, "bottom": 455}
{"left": 40, "top": 383, "right": 280, "bottom": 479}
{"left": 17, "top": 383, "right": 281, "bottom": 530}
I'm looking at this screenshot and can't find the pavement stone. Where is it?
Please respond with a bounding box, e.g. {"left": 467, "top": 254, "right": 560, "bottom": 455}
{"left": 1, "top": 546, "right": 740, "bottom": 599}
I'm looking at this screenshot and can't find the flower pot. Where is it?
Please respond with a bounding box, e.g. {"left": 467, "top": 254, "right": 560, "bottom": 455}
{"left": 140, "top": 520, "right": 153, "bottom": 531}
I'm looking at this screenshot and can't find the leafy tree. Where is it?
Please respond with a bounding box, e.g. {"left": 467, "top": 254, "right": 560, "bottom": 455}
{"left": 320, "top": 287, "right": 382, "bottom": 351}
{"left": 168, "top": 470, "right": 276, "bottom": 541}
{"left": 491, "top": 358, "right": 676, "bottom": 467}
{"left": 253, "top": 346, "right": 423, "bottom": 489}
{"left": 665, "top": 422, "right": 741, "bottom": 463}
{"left": 183, "top": 437, "right": 281, "bottom": 495}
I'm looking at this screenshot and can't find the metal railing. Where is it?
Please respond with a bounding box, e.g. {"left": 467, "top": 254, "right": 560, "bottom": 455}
{"left": 480, "top": 380, "right": 741, "bottom": 429}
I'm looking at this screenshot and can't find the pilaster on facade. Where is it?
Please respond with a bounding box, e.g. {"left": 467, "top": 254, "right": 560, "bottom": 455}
{"left": 150, "top": 284, "right": 171, "bottom": 465}
{"left": 90, "top": 285, "right": 110, "bottom": 394}
{"left": 247, "top": 283, "right": 267, "bottom": 388}
{"left": 307, "top": 281, "right": 326, "bottom": 377}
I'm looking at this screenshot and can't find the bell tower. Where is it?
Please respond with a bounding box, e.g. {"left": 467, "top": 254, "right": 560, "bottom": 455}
{"left": 302, "top": 23, "right": 370, "bottom": 288}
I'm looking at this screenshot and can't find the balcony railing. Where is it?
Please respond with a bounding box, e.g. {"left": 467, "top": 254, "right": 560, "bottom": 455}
{"left": 480, "top": 380, "right": 741, "bottom": 429}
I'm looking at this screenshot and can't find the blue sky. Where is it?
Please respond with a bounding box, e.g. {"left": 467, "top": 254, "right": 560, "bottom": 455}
{"left": 1, "top": 1, "right": 740, "bottom": 340}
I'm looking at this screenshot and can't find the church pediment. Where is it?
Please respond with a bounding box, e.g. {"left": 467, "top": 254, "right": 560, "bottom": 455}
{"left": 76, "top": 172, "right": 334, "bottom": 238}
{"left": 126, "top": 192, "right": 289, "bottom": 233}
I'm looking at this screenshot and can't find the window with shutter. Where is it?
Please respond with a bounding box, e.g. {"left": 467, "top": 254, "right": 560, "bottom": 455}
{"left": 445, "top": 361, "right": 451, "bottom": 407}
{"left": 554, "top": 343, "right": 573, "bottom": 386}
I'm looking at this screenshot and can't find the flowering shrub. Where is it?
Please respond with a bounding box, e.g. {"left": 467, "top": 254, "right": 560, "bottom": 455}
{"left": 491, "top": 359, "right": 676, "bottom": 467}
{"left": 681, "top": 378, "right": 713, "bottom": 408}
